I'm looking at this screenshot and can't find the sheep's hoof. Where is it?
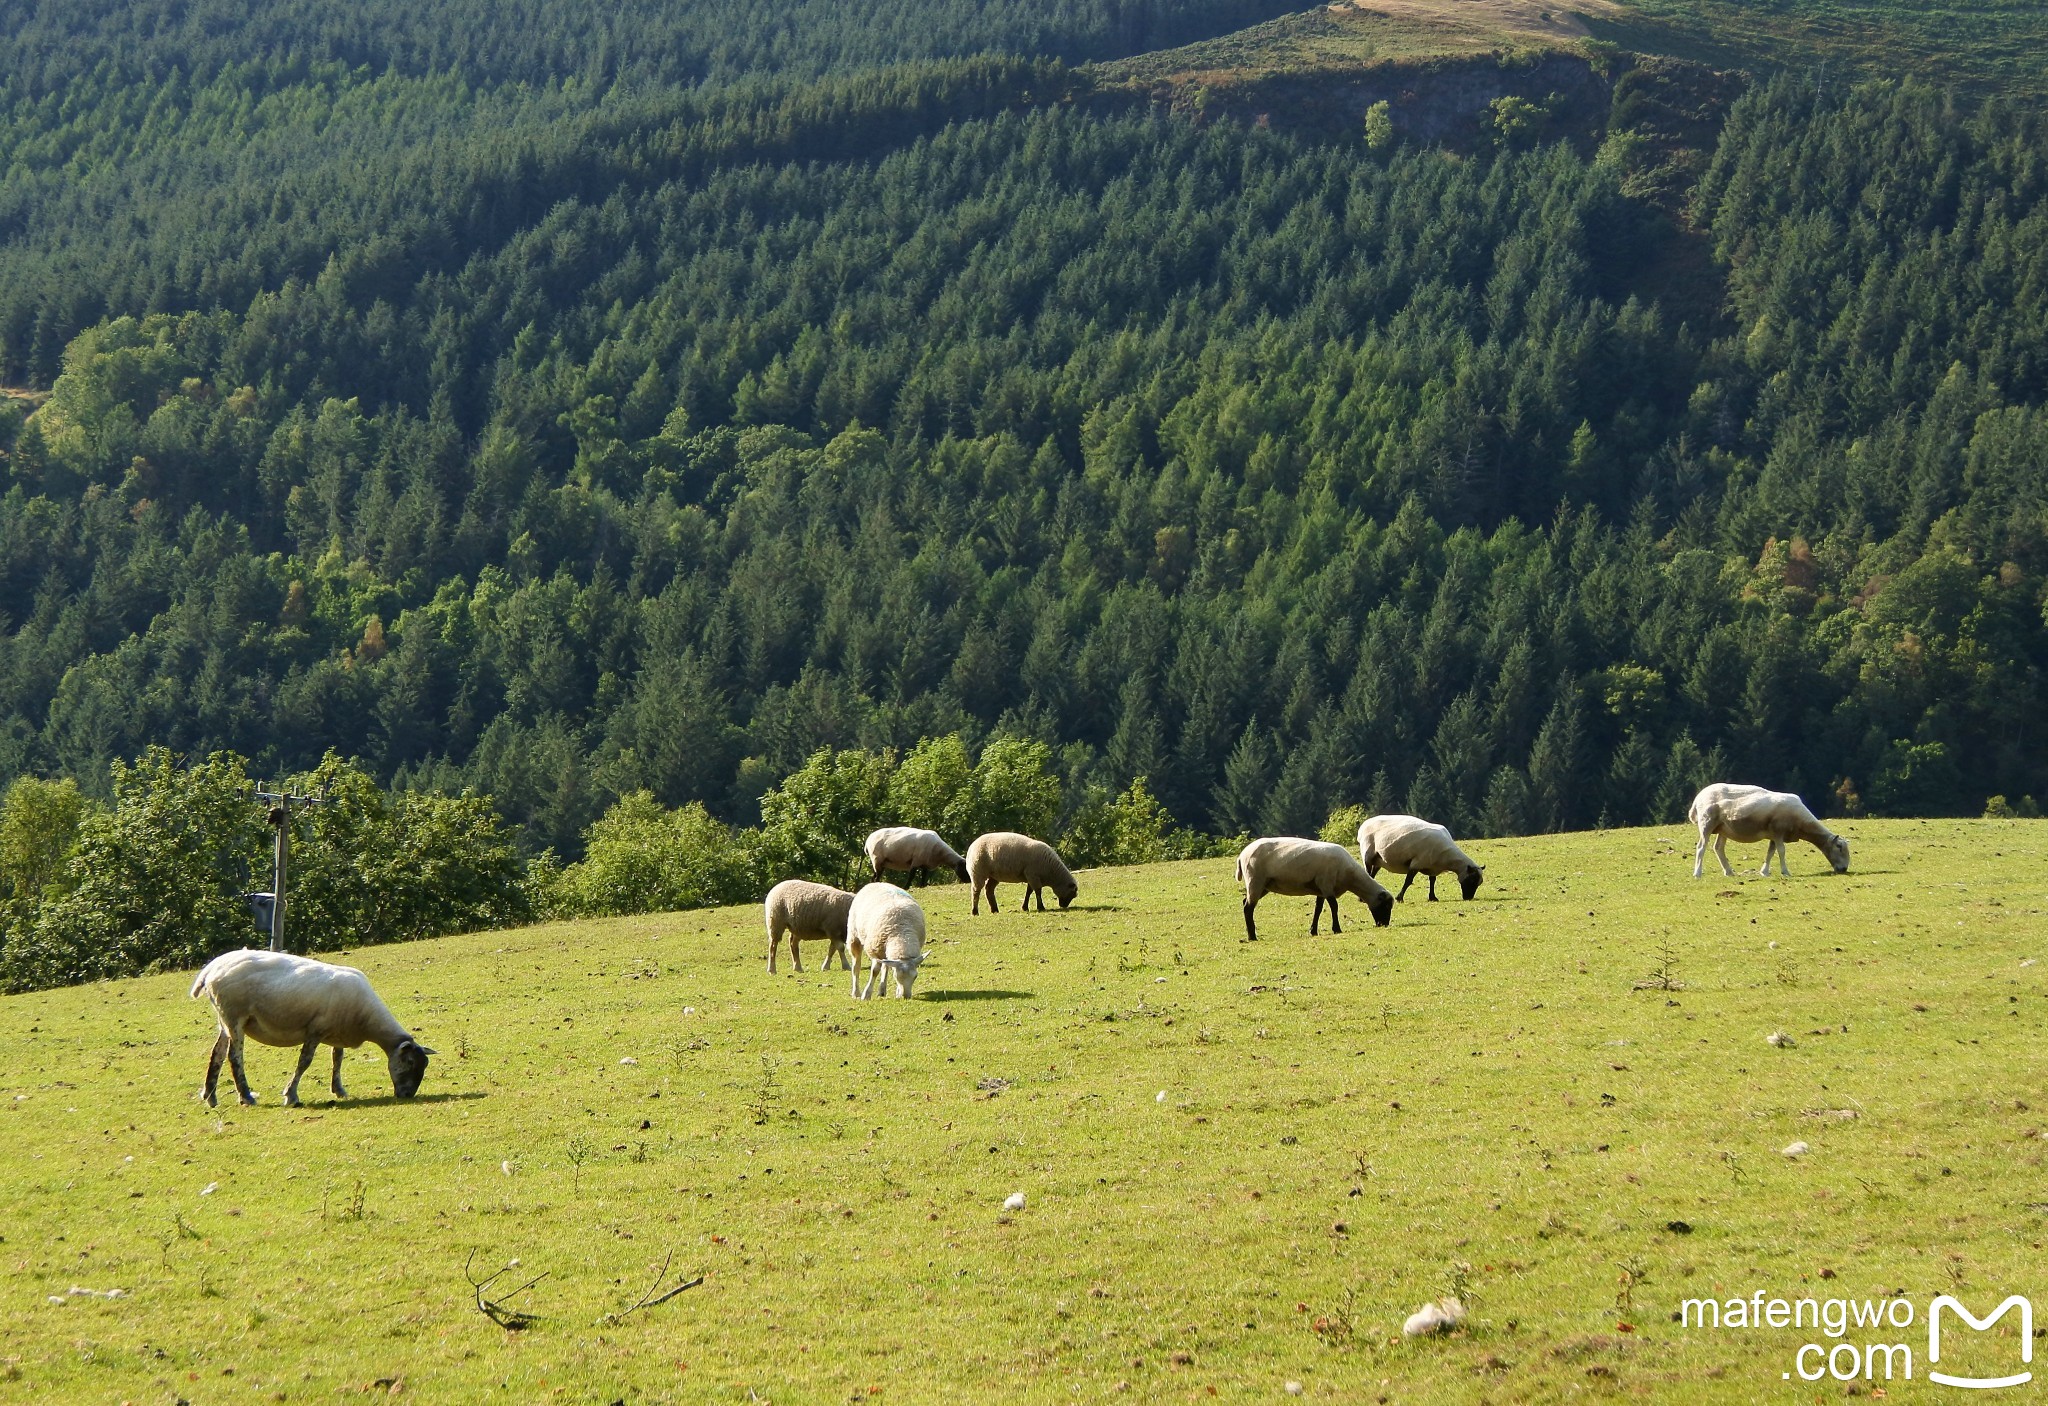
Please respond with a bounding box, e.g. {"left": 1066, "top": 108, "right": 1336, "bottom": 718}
{"left": 237, "top": 1094, "right": 258, "bottom": 1106}
{"left": 284, "top": 1095, "right": 301, "bottom": 1108}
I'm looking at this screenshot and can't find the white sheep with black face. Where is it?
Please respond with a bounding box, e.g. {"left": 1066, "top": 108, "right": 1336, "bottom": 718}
{"left": 845, "top": 882, "right": 926, "bottom": 1000}
{"left": 1357, "top": 813, "right": 1485, "bottom": 902}
{"left": 1235, "top": 837, "right": 1394, "bottom": 941}
{"left": 965, "top": 832, "right": 1077, "bottom": 914}
{"left": 864, "top": 827, "right": 969, "bottom": 886}
{"left": 1689, "top": 783, "right": 1850, "bottom": 877}
{"left": 191, "top": 949, "right": 433, "bottom": 1106}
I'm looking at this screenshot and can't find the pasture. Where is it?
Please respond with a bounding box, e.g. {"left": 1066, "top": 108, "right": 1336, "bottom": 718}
{"left": 3, "top": 819, "right": 2044, "bottom": 1402}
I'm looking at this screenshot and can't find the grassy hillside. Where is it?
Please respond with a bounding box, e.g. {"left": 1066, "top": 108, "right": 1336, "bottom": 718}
{"left": 1099, "top": 0, "right": 1618, "bottom": 85}
{"left": 1593, "top": 0, "right": 2048, "bottom": 96}
{"left": 5, "top": 820, "right": 2046, "bottom": 1399}
{"left": 1100, "top": 0, "right": 2048, "bottom": 98}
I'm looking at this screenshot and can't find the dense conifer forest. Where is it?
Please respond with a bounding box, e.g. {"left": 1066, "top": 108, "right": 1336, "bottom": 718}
{"left": 0, "top": 1, "right": 2043, "bottom": 980}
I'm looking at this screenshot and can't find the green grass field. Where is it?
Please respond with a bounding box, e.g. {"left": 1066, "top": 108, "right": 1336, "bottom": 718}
{"left": 6, "top": 820, "right": 2046, "bottom": 1402}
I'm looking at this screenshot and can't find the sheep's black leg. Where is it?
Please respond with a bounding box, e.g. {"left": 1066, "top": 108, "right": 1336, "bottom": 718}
{"left": 1396, "top": 872, "right": 1416, "bottom": 902}
{"left": 227, "top": 1031, "right": 256, "bottom": 1106}
{"left": 284, "top": 1039, "right": 318, "bottom": 1106}
{"left": 1242, "top": 897, "right": 1259, "bottom": 941}
{"left": 1329, "top": 895, "right": 1342, "bottom": 934}
{"left": 986, "top": 882, "right": 998, "bottom": 913}
{"left": 330, "top": 1045, "right": 348, "bottom": 1098}
{"left": 1310, "top": 895, "right": 1324, "bottom": 935}
{"left": 1427, "top": 874, "right": 1439, "bottom": 901}
{"left": 203, "top": 1031, "right": 229, "bottom": 1106}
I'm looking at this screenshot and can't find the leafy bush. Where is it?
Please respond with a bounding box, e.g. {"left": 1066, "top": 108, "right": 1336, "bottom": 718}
{"left": 0, "top": 776, "right": 88, "bottom": 918}
{"left": 545, "top": 792, "right": 760, "bottom": 917}
{"left": 284, "top": 754, "right": 529, "bottom": 947}
{"left": 1063, "top": 778, "right": 1174, "bottom": 868}
{"left": 1, "top": 748, "right": 529, "bottom": 991}
{"left": 757, "top": 747, "right": 897, "bottom": 889}
{"left": 3, "top": 748, "right": 264, "bottom": 991}
{"left": 1319, "top": 803, "right": 1366, "bottom": 847}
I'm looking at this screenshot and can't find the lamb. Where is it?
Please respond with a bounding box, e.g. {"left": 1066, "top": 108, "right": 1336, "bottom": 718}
{"left": 190, "top": 949, "right": 433, "bottom": 1107}
{"left": 845, "top": 882, "right": 926, "bottom": 999}
{"left": 1689, "top": 783, "right": 1850, "bottom": 877}
{"left": 1357, "top": 813, "right": 1485, "bottom": 902}
{"left": 1235, "top": 837, "right": 1394, "bottom": 941}
{"left": 965, "top": 831, "right": 1077, "bottom": 914}
{"left": 763, "top": 879, "right": 856, "bottom": 973}
{"left": 864, "top": 826, "right": 969, "bottom": 886}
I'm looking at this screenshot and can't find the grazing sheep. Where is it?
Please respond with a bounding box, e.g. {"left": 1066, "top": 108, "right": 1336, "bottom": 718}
{"left": 763, "top": 879, "right": 856, "bottom": 973}
{"left": 190, "top": 949, "right": 433, "bottom": 1107}
{"left": 845, "top": 882, "right": 926, "bottom": 999}
{"left": 1357, "top": 813, "right": 1485, "bottom": 902}
{"left": 1689, "top": 783, "right": 1850, "bottom": 878}
{"left": 1235, "top": 837, "right": 1394, "bottom": 941}
{"left": 966, "top": 832, "right": 1077, "bottom": 914}
{"left": 864, "top": 826, "right": 969, "bottom": 886}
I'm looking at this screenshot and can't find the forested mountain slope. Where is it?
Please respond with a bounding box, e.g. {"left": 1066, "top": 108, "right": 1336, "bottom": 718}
{"left": 0, "top": 0, "right": 1301, "bottom": 86}
{"left": 0, "top": 2, "right": 2042, "bottom": 861}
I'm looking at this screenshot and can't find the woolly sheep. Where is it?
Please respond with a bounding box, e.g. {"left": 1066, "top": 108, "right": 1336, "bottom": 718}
{"left": 190, "top": 949, "right": 433, "bottom": 1107}
{"left": 864, "top": 826, "right": 969, "bottom": 886}
{"left": 1357, "top": 813, "right": 1485, "bottom": 902}
{"left": 966, "top": 831, "right": 1077, "bottom": 914}
{"left": 1689, "top": 783, "right": 1849, "bottom": 878}
{"left": 845, "top": 882, "right": 926, "bottom": 999}
{"left": 763, "top": 879, "right": 856, "bottom": 973}
{"left": 1235, "top": 837, "right": 1394, "bottom": 941}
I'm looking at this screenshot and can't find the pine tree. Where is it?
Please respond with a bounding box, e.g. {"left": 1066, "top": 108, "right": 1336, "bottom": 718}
{"left": 1212, "top": 720, "right": 1276, "bottom": 838}
{"left": 1527, "top": 685, "right": 1587, "bottom": 833}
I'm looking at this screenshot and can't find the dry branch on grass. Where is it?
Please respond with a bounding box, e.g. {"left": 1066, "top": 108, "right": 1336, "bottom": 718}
{"left": 465, "top": 1250, "right": 548, "bottom": 1330}
{"left": 601, "top": 1247, "right": 705, "bottom": 1323}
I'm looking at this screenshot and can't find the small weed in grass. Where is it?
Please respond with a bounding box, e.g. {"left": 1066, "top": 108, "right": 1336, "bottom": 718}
{"left": 747, "top": 1055, "right": 781, "bottom": 1126}
{"left": 323, "top": 1178, "right": 368, "bottom": 1223}
{"left": 565, "top": 1135, "right": 595, "bottom": 1193}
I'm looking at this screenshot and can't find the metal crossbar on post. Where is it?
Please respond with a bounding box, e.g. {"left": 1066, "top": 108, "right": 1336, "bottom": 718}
{"left": 249, "top": 786, "right": 336, "bottom": 952}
